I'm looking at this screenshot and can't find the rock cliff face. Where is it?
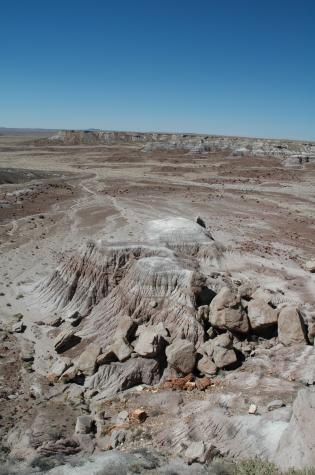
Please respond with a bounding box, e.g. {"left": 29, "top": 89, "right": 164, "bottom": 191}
{"left": 48, "top": 129, "right": 315, "bottom": 160}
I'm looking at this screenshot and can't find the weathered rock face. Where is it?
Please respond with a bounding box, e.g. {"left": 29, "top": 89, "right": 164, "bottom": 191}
{"left": 209, "top": 287, "right": 249, "bottom": 334}
{"left": 157, "top": 398, "right": 293, "bottom": 462}
{"left": 274, "top": 388, "right": 315, "bottom": 470}
{"left": 278, "top": 306, "right": 307, "bottom": 345}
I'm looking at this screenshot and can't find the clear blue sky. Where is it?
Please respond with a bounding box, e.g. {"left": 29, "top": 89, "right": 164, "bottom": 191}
{"left": 1, "top": 0, "right": 315, "bottom": 139}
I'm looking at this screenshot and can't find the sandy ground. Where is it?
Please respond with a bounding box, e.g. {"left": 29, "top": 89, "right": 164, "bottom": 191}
{"left": 0, "top": 132, "right": 315, "bottom": 467}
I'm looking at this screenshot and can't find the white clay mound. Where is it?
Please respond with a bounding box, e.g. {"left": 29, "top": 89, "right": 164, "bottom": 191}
{"left": 145, "top": 217, "right": 213, "bottom": 245}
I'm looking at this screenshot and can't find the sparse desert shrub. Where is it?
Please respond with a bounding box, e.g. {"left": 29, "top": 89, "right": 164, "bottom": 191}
{"left": 232, "top": 459, "right": 315, "bottom": 475}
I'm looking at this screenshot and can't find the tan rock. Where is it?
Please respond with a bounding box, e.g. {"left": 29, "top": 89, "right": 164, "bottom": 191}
{"left": 75, "top": 343, "right": 101, "bottom": 376}
{"left": 195, "top": 377, "right": 212, "bottom": 391}
{"left": 133, "top": 325, "right": 167, "bottom": 357}
{"left": 59, "top": 366, "right": 78, "bottom": 383}
{"left": 166, "top": 339, "right": 196, "bottom": 375}
{"left": 111, "top": 338, "right": 133, "bottom": 362}
{"left": 96, "top": 350, "right": 117, "bottom": 366}
{"left": 75, "top": 415, "right": 93, "bottom": 434}
{"left": 278, "top": 307, "right": 307, "bottom": 346}
{"left": 114, "top": 316, "right": 137, "bottom": 341}
{"left": 197, "top": 356, "right": 217, "bottom": 376}
{"left": 305, "top": 260, "right": 315, "bottom": 273}
{"left": 130, "top": 409, "right": 147, "bottom": 423}
{"left": 48, "top": 358, "right": 72, "bottom": 382}
{"left": 54, "top": 326, "right": 79, "bottom": 353}
{"left": 210, "top": 287, "right": 249, "bottom": 334}
{"left": 213, "top": 346, "right": 237, "bottom": 368}
{"left": 247, "top": 298, "right": 278, "bottom": 331}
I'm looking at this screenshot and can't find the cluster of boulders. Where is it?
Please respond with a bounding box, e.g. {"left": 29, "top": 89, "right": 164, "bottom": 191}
{"left": 48, "top": 280, "right": 311, "bottom": 397}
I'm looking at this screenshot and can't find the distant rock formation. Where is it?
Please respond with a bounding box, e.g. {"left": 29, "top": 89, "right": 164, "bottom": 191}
{"left": 47, "top": 129, "right": 315, "bottom": 161}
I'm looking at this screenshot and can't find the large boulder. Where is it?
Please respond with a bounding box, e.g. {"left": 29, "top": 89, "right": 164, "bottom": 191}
{"left": 197, "top": 356, "right": 217, "bottom": 376}
{"left": 133, "top": 324, "right": 168, "bottom": 358}
{"left": 198, "top": 332, "right": 233, "bottom": 358}
{"left": 274, "top": 388, "right": 315, "bottom": 470}
{"left": 165, "top": 339, "right": 196, "bottom": 375}
{"left": 278, "top": 307, "right": 307, "bottom": 345}
{"left": 110, "top": 339, "right": 133, "bottom": 362}
{"left": 48, "top": 358, "right": 72, "bottom": 381}
{"left": 247, "top": 298, "right": 278, "bottom": 332}
{"left": 212, "top": 346, "right": 237, "bottom": 368}
{"left": 210, "top": 288, "right": 249, "bottom": 334}
{"left": 54, "top": 326, "right": 80, "bottom": 353}
{"left": 75, "top": 415, "right": 94, "bottom": 435}
{"left": 75, "top": 343, "right": 101, "bottom": 376}
{"left": 114, "top": 316, "right": 137, "bottom": 342}
{"left": 198, "top": 332, "right": 237, "bottom": 369}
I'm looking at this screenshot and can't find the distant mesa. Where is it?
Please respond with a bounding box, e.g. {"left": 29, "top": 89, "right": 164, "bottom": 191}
{"left": 47, "top": 129, "right": 315, "bottom": 161}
